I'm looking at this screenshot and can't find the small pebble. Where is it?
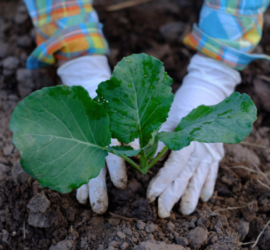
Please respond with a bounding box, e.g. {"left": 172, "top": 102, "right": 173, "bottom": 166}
{"left": 17, "top": 35, "right": 32, "bottom": 47}
{"left": 167, "top": 233, "right": 174, "bottom": 240}
{"left": 97, "top": 244, "right": 104, "bottom": 250}
{"left": 3, "top": 145, "right": 14, "bottom": 156}
{"left": 175, "top": 236, "right": 188, "bottom": 246}
{"left": 189, "top": 221, "right": 195, "bottom": 228}
{"left": 191, "top": 217, "right": 197, "bottom": 223}
{"left": 210, "top": 235, "right": 218, "bottom": 244}
{"left": 131, "top": 236, "right": 138, "bottom": 243}
{"left": 197, "top": 217, "right": 204, "bottom": 227}
{"left": 0, "top": 42, "right": 10, "bottom": 58}
{"left": 159, "top": 22, "right": 185, "bottom": 43}
{"left": 166, "top": 221, "right": 175, "bottom": 233}
{"left": 108, "top": 218, "right": 121, "bottom": 227}
{"left": 109, "top": 241, "right": 119, "bottom": 247}
{"left": 120, "top": 242, "right": 129, "bottom": 250}
{"left": 14, "top": 13, "right": 28, "bottom": 24}
{"left": 117, "top": 231, "right": 126, "bottom": 240}
{"left": 145, "top": 221, "right": 157, "bottom": 233}
{"left": 137, "top": 220, "right": 146, "bottom": 230}
{"left": 3, "top": 69, "right": 14, "bottom": 77}
{"left": 16, "top": 68, "right": 32, "bottom": 82}
{"left": 147, "top": 233, "right": 155, "bottom": 241}
{"left": 2, "top": 56, "right": 19, "bottom": 70}
{"left": 123, "top": 227, "right": 132, "bottom": 236}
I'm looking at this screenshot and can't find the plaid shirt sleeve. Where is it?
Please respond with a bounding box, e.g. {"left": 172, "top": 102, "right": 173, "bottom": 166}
{"left": 23, "top": 0, "right": 109, "bottom": 69}
{"left": 183, "top": 0, "right": 270, "bottom": 70}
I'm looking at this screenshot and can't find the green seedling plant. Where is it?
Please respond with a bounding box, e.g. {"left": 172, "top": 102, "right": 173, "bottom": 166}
{"left": 10, "top": 54, "right": 257, "bottom": 193}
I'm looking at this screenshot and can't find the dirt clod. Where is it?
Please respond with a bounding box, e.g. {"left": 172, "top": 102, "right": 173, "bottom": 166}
{"left": 109, "top": 241, "right": 119, "bottom": 247}
{"left": 258, "top": 230, "right": 270, "bottom": 250}
{"left": 11, "top": 161, "right": 30, "bottom": 184}
{"left": 159, "top": 22, "right": 185, "bottom": 43}
{"left": 167, "top": 221, "right": 175, "bottom": 233}
{"left": 187, "top": 227, "right": 208, "bottom": 248}
{"left": 237, "top": 221, "right": 249, "bottom": 241}
{"left": 240, "top": 201, "right": 258, "bottom": 222}
{"left": 145, "top": 221, "right": 157, "bottom": 233}
{"left": 2, "top": 56, "right": 19, "bottom": 70}
{"left": 175, "top": 236, "right": 188, "bottom": 246}
{"left": 133, "top": 241, "right": 185, "bottom": 250}
{"left": 1, "top": 230, "right": 9, "bottom": 244}
{"left": 27, "top": 192, "right": 50, "bottom": 213}
{"left": 108, "top": 218, "right": 121, "bottom": 227}
{"left": 137, "top": 220, "right": 146, "bottom": 230}
{"left": 49, "top": 240, "right": 76, "bottom": 250}
{"left": 123, "top": 227, "right": 132, "bottom": 236}
{"left": 117, "top": 231, "right": 126, "bottom": 240}
{"left": 121, "top": 242, "right": 129, "bottom": 250}
{"left": 225, "top": 144, "right": 260, "bottom": 167}
{"left": 28, "top": 210, "right": 57, "bottom": 228}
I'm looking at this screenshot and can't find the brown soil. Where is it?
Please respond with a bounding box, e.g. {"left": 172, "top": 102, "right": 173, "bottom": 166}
{"left": 1, "top": 0, "right": 270, "bottom": 249}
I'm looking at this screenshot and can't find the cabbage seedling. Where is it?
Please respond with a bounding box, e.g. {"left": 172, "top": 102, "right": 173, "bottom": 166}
{"left": 10, "top": 54, "right": 257, "bottom": 193}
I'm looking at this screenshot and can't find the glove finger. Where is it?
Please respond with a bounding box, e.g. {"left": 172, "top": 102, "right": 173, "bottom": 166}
{"left": 180, "top": 162, "right": 210, "bottom": 215}
{"left": 147, "top": 144, "right": 195, "bottom": 203}
{"left": 76, "top": 183, "right": 89, "bottom": 204}
{"left": 89, "top": 167, "right": 108, "bottom": 214}
{"left": 204, "top": 143, "right": 225, "bottom": 161}
{"left": 107, "top": 138, "right": 127, "bottom": 189}
{"left": 157, "top": 153, "right": 200, "bottom": 218}
{"left": 106, "top": 153, "right": 127, "bottom": 189}
{"left": 200, "top": 161, "right": 219, "bottom": 202}
{"left": 128, "top": 139, "right": 141, "bottom": 160}
{"left": 128, "top": 139, "right": 140, "bottom": 150}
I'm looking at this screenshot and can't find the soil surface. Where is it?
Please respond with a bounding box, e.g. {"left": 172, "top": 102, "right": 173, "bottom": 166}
{"left": 1, "top": 0, "right": 270, "bottom": 249}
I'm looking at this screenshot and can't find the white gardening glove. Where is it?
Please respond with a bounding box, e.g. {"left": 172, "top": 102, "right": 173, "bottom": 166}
{"left": 146, "top": 54, "right": 241, "bottom": 218}
{"left": 57, "top": 55, "right": 127, "bottom": 214}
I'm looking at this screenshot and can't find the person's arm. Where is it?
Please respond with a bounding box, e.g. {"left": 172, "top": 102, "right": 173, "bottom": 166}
{"left": 184, "top": 0, "right": 270, "bottom": 70}
{"left": 23, "top": 0, "right": 126, "bottom": 214}
{"left": 23, "top": 0, "right": 108, "bottom": 69}
{"left": 146, "top": 0, "right": 270, "bottom": 218}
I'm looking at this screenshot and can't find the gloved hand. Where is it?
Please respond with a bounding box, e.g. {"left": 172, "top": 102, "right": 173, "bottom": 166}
{"left": 146, "top": 54, "right": 241, "bottom": 218}
{"left": 57, "top": 55, "right": 127, "bottom": 214}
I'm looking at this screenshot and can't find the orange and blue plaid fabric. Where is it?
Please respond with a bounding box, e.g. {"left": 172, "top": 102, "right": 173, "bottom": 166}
{"left": 23, "top": 0, "right": 108, "bottom": 69}
{"left": 183, "top": 0, "right": 270, "bottom": 70}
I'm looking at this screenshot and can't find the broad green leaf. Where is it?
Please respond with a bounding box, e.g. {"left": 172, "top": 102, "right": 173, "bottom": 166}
{"left": 96, "top": 53, "right": 174, "bottom": 146}
{"left": 158, "top": 92, "right": 257, "bottom": 151}
{"left": 10, "top": 86, "right": 111, "bottom": 193}
{"left": 108, "top": 146, "right": 142, "bottom": 157}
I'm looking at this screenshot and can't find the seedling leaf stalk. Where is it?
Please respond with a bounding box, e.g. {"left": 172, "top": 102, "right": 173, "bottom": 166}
{"left": 10, "top": 54, "right": 257, "bottom": 193}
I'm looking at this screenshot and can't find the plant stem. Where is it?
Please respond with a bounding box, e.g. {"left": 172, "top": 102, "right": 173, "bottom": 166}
{"left": 147, "top": 146, "right": 168, "bottom": 171}
{"left": 120, "top": 155, "right": 144, "bottom": 174}
{"left": 140, "top": 152, "right": 149, "bottom": 174}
